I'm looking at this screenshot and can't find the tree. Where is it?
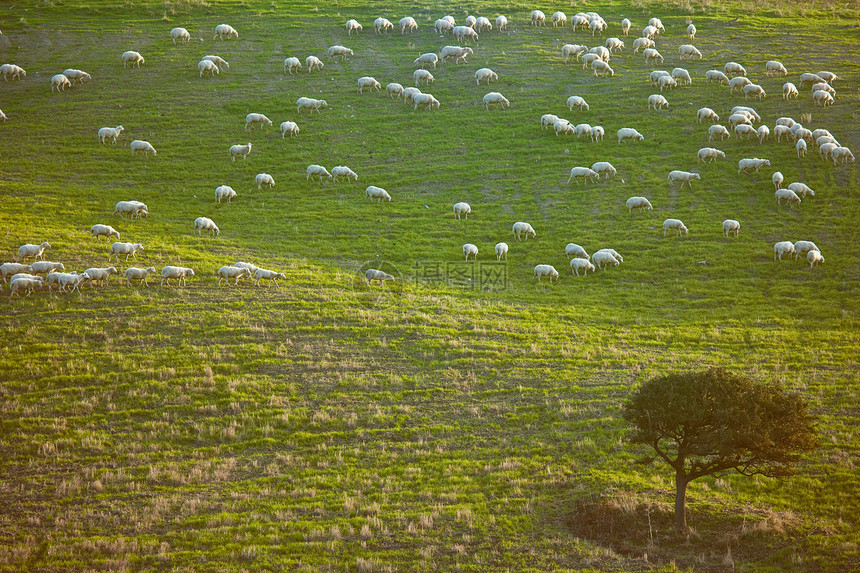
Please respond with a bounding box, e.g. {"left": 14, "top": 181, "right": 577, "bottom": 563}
{"left": 622, "top": 368, "right": 817, "bottom": 533}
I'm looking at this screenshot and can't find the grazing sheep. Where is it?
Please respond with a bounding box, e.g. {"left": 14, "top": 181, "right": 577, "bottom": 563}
{"left": 124, "top": 266, "right": 157, "bottom": 287}
{"left": 374, "top": 17, "right": 394, "bottom": 34}
{"left": 233, "top": 262, "right": 259, "bottom": 275}
{"left": 161, "top": 266, "right": 195, "bottom": 287}
{"left": 475, "top": 16, "right": 492, "bottom": 32}
{"left": 296, "top": 97, "right": 327, "bottom": 114}
{"left": 10, "top": 276, "right": 44, "bottom": 298}
{"left": 705, "top": 69, "right": 729, "bottom": 84}
{"left": 565, "top": 243, "right": 590, "bottom": 260}
{"left": 214, "top": 24, "right": 238, "bottom": 39}
{"left": 130, "top": 140, "right": 157, "bottom": 157}
{"left": 793, "top": 127, "right": 813, "bottom": 142}
{"left": 657, "top": 75, "right": 677, "bottom": 92}
{"left": 590, "top": 16, "right": 607, "bottom": 36}
{"left": 400, "top": 16, "right": 418, "bottom": 34}
{"left": 686, "top": 23, "right": 696, "bottom": 39}
{"left": 482, "top": 92, "right": 510, "bottom": 110}
{"left": 512, "top": 222, "right": 536, "bottom": 241}
{"left": 452, "top": 25, "right": 479, "bottom": 44}
{"left": 644, "top": 48, "right": 664, "bottom": 64}
{"left": 170, "top": 27, "right": 190, "bottom": 44}
{"left": 796, "top": 138, "right": 807, "bottom": 158}
{"left": 773, "top": 172, "right": 784, "bottom": 190}
{"left": 553, "top": 119, "right": 574, "bottom": 136}
{"left": 305, "top": 55, "right": 324, "bottom": 72}
{"left": 326, "top": 46, "right": 353, "bottom": 61}
{"left": 632, "top": 37, "right": 654, "bottom": 54}
{"left": 567, "top": 166, "right": 599, "bottom": 184}
{"left": 15, "top": 242, "right": 51, "bottom": 262}
{"left": 122, "top": 51, "right": 144, "bottom": 67}
{"left": 366, "top": 186, "right": 391, "bottom": 202}
{"left": 414, "top": 53, "right": 438, "bottom": 69}
{"left": 198, "top": 59, "right": 219, "bottom": 77}
{"left": 672, "top": 67, "right": 692, "bottom": 86}
{"left": 345, "top": 19, "right": 362, "bottom": 35}
{"left": 813, "top": 90, "right": 834, "bottom": 107}
{"left": 663, "top": 218, "right": 688, "bottom": 237}
{"left": 253, "top": 268, "right": 286, "bottom": 287}
{"left": 229, "top": 143, "right": 252, "bottom": 161}
{"left": 667, "top": 170, "right": 700, "bottom": 188}
{"left": 592, "top": 60, "right": 614, "bottom": 77}
{"left": 1, "top": 263, "right": 31, "bottom": 283}
{"left": 440, "top": 46, "right": 473, "bottom": 64}
{"left": 531, "top": 10, "right": 546, "bottom": 26}
{"left": 331, "top": 166, "right": 358, "bottom": 182}
{"left": 799, "top": 72, "right": 823, "bottom": 88}
{"left": 364, "top": 269, "right": 395, "bottom": 287}
{"left": 463, "top": 243, "right": 478, "bottom": 261}
{"left": 386, "top": 82, "right": 404, "bottom": 99}
{"left": 496, "top": 15, "right": 508, "bottom": 30}
{"left": 735, "top": 123, "right": 756, "bottom": 140}
{"left": 284, "top": 57, "right": 302, "bottom": 74}
{"left": 402, "top": 87, "right": 421, "bottom": 105}
{"left": 591, "top": 161, "right": 617, "bottom": 180}
{"left": 50, "top": 74, "right": 71, "bottom": 92}
{"left": 724, "top": 61, "right": 746, "bottom": 77}
{"left": 581, "top": 53, "right": 600, "bottom": 69}
{"left": 708, "top": 125, "right": 731, "bottom": 141}
{"left": 621, "top": 18, "right": 632, "bottom": 35}
{"left": 255, "top": 173, "right": 275, "bottom": 190}
{"left": 775, "top": 188, "right": 802, "bottom": 206}
{"left": 109, "top": 242, "right": 144, "bottom": 261}
{"left": 29, "top": 261, "right": 64, "bottom": 276}
{"left": 245, "top": 113, "right": 272, "bottom": 130}
{"left": 412, "top": 92, "right": 440, "bottom": 111}
{"left": 722, "top": 219, "right": 740, "bottom": 238}
{"left": 729, "top": 76, "right": 752, "bottom": 93}
{"left": 551, "top": 11, "right": 567, "bottom": 27}
{"left": 738, "top": 158, "right": 770, "bottom": 174}
{"left": 807, "top": 250, "right": 825, "bottom": 268}
{"left": 114, "top": 200, "right": 147, "bottom": 218}
{"left": 788, "top": 182, "right": 815, "bottom": 198}
{"left": 0, "top": 109, "right": 6, "bottom": 121}
{"left": 98, "top": 125, "right": 124, "bottom": 144}
{"left": 434, "top": 18, "right": 454, "bottom": 34}
{"left": 62, "top": 69, "right": 91, "bottom": 84}
{"left": 0, "top": 64, "right": 26, "bottom": 81}
{"left": 494, "top": 242, "right": 508, "bottom": 261}
{"left": 817, "top": 70, "right": 837, "bottom": 83}
{"left": 414, "top": 69, "right": 434, "bottom": 86}
{"left": 744, "top": 83, "right": 766, "bottom": 100}
{"left": 203, "top": 55, "right": 229, "bottom": 70}
{"left": 626, "top": 196, "right": 653, "bottom": 212}
{"left": 562, "top": 44, "right": 588, "bottom": 63}
{"left": 475, "top": 68, "right": 498, "bottom": 85}
{"left": 82, "top": 267, "right": 118, "bottom": 287}
{"left": 533, "top": 265, "right": 559, "bottom": 282}
{"left": 793, "top": 241, "right": 819, "bottom": 259}
{"left": 831, "top": 147, "right": 855, "bottom": 165}
{"left": 592, "top": 250, "right": 621, "bottom": 270}
{"left": 697, "top": 147, "right": 726, "bottom": 163}
{"left": 728, "top": 113, "right": 753, "bottom": 129}
{"left": 217, "top": 265, "right": 251, "bottom": 286}
{"left": 590, "top": 126, "right": 605, "bottom": 142}
{"left": 605, "top": 37, "right": 624, "bottom": 53}
{"left": 762, "top": 60, "right": 788, "bottom": 77}
{"left": 194, "top": 217, "right": 219, "bottom": 236}
{"left": 811, "top": 82, "right": 836, "bottom": 96}
{"left": 648, "top": 94, "right": 669, "bottom": 110}
{"left": 280, "top": 121, "right": 299, "bottom": 138}
{"left": 678, "top": 45, "right": 702, "bottom": 61}
{"left": 774, "top": 125, "right": 792, "bottom": 142}
{"left": 649, "top": 70, "right": 671, "bottom": 86}
{"left": 569, "top": 259, "right": 595, "bottom": 276}
{"left": 783, "top": 82, "right": 799, "bottom": 100}
{"left": 697, "top": 108, "right": 719, "bottom": 124}
{"left": 617, "top": 128, "right": 644, "bottom": 143}
{"left": 648, "top": 17, "right": 665, "bottom": 33}
{"left": 91, "top": 224, "right": 120, "bottom": 241}
{"left": 575, "top": 123, "right": 592, "bottom": 138}
{"left": 453, "top": 202, "right": 471, "bottom": 219}
{"left": 774, "top": 241, "right": 795, "bottom": 260}
{"left": 307, "top": 164, "right": 332, "bottom": 182}
{"left": 357, "top": 76, "right": 381, "bottom": 94}
{"left": 642, "top": 25, "right": 658, "bottom": 39}
{"left": 819, "top": 143, "right": 838, "bottom": 161}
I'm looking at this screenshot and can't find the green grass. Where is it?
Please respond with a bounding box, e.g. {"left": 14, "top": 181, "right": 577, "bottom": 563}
{"left": 1, "top": 0, "right": 858, "bottom": 571}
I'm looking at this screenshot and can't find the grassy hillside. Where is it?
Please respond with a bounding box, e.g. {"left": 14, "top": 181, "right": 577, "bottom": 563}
{"left": 1, "top": 0, "right": 858, "bottom": 571}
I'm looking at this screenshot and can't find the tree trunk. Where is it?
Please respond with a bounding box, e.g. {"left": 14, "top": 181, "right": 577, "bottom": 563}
{"left": 674, "top": 469, "right": 689, "bottom": 533}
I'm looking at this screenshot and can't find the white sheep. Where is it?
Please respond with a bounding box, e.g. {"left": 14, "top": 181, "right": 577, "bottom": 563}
{"left": 494, "top": 242, "right": 508, "bottom": 261}
{"left": 605, "top": 37, "right": 624, "bottom": 53}
{"left": 512, "top": 222, "right": 536, "bottom": 241}
{"left": 743, "top": 83, "right": 766, "bottom": 100}
{"left": 777, "top": 116, "right": 796, "bottom": 127}
{"left": 642, "top": 25, "right": 658, "bottom": 39}
{"left": 757, "top": 125, "right": 771, "bottom": 144}
{"left": 254, "top": 268, "right": 287, "bottom": 287}
{"left": 130, "top": 140, "right": 157, "bottom": 157}
{"left": 782, "top": 82, "right": 798, "bottom": 100}
{"left": 705, "top": 69, "right": 729, "bottom": 84}
{"left": 10, "top": 276, "right": 44, "bottom": 298}
{"left": 738, "top": 158, "right": 770, "bottom": 174}
{"left": 663, "top": 218, "right": 688, "bottom": 237}
{"left": 15, "top": 242, "right": 51, "bottom": 262}
{"left": 203, "top": 55, "right": 229, "bottom": 69}
{"left": 98, "top": 125, "right": 124, "bottom": 144}
{"left": 724, "top": 61, "right": 746, "bottom": 77}
{"left": 807, "top": 250, "right": 825, "bottom": 268}
{"left": 496, "top": 15, "right": 508, "bottom": 30}
{"left": 678, "top": 45, "right": 702, "bottom": 61}
{"left": 799, "top": 73, "right": 823, "bottom": 87}
{"left": 62, "top": 69, "right": 91, "bottom": 84}
{"left": 217, "top": 265, "right": 251, "bottom": 286}
{"left": 667, "top": 170, "right": 700, "bottom": 188}
{"left": 813, "top": 90, "right": 834, "bottom": 107}
{"left": 648, "top": 17, "right": 665, "bottom": 33}
{"left": 697, "top": 108, "right": 719, "bottom": 124}
{"left": 565, "top": 243, "right": 589, "bottom": 260}
{"left": 475, "top": 16, "right": 492, "bottom": 32}
{"left": 575, "top": 123, "right": 592, "bottom": 138}
{"left": 414, "top": 53, "right": 438, "bottom": 69}
{"left": 592, "top": 60, "right": 614, "bottom": 77}
{"left": 50, "top": 74, "right": 71, "bottom": 92}
{"left": 551, "top": 11, "right": 567, "bottom": 27}
{"left": 198, "top": 59, "right": 219, "bottom": 77}
{"left": 775, "top": 188, "right": 802, "bottom": 206}
{"left": 590, "top": 44, "right": 611, "bottom": 60}
{"left": 307, "top": 164, "right": 332, "bottom": 182}
{"left": 672, "top": 67, "right": 692, "bottom": 85}
{"left": 124, "top": 266, "right": 157, "bottom": 287}
{"left": 400, "top": 16, "right": 418, "bottom": 34}
{"left": 1, "top": 262, "right": 31, "bottom": 283}
{"left": 170, "top": 27, "right": 190, "bottom": 44}
{"left": 644, "top": 49, "right": 663, "bottom": 65}
{"left": 649, "top": 70, "right": 670, "bottom": 86}
{"left": 82, "top": 267, "right": 118, "bottom": 287}
{"left": 788, "top": 182, "right": 815, "bottom": 198}
{"left": 229, "top": 143, "right": 252, "bottom": 161}
{"left": 819, "top": 143, "right": 838, "bottom": 161}
{"left": 735, "top": 123, "right": 756, "bottom": 140}
{"left": 648, "top": 94, "right": 669, "bottom": 110}
{"left": 161, "top": 266, "right": 195, "bottom": 287}
{"left": 774, "top": 241, "right": 795, "bottom": 260}
{"left": 332, "top": 166, "right": 358, "bottom": 182}
{"left": 0, "top": 64, "right": 26, "bottom": 81}
{"left": 570, "top": 258, "right": 595, "bottom": 276}
{"left": 402, "top": 87, "right": 421, "bottom": 105}
{"left": 440, "top": 46, "right": 473, "bottom": 64}
{"left": 561, "top": 44, "right": 587, "bottom": 63}
{"left": 590, "top": 126, "right": 605, "bottom": 142}
{"left": 284, "top": 57, "right": 302, "bottom": 74}
{"left": 113, "top": 200, "right": 147, "bottom": 218}
{"left": 581, "top": 53, "right": 600, "bottom": 69}
{"left": 722, "top": 219, "right": 740, "bottom": 238}
{"left": 793, "top": 241, "right": 819, "bottom": 259}
{"left": 214, "top": 24, "right": 238, "bottom": 40}
{"left": 533, "top": 265, "right": 559, "bottom": 282}
{"left": 729, "top": 76, "right": 752, "bottom": 93}
{"left": 233, "top": 262, "right": 259, "bottom": 275}
{"left": 632, "top": 37, "right": 653, "bottom": 54}
{"left": 374, "top": 17, "right": 394, "bottom": 34}
{"left": 831, "top": 147, "right": 855, "bottom": 165}
{"left": 567, "top": 167, "right": 598, "bottom": 184}
{"left": 357, "top": 76, "right": 381, "bottom": 94}
{"left": 811, "top": 82, "right": 836, "bottom": 96}
{"left": 280, "top": 121, "right": 299, "bottom": 138}
{"left": 256, "top": 173, "right": 275, "bottom": 190}
{"left": 345, "top": 19, "right": 362, "bottom": 35}
{"left": 121, "top": 51, "right": 144, "bottom": 67}
{"left": 553, "top": 119, "right": 573, "bottom": 136}
{"left": 482, "top": 92, "right": 510, "bottom": 110}
{"left": 434, "top": 19, "right": 453, "bottom": 34}
{"left": 461, "top": 243, "right": 479, "bottom": 261}
{"left": 626, "top": 196, "right": 653, "bottom": 212}
{"left": 364, "top": 269, "right": 394, "bottom": 286}
{"left": 728, "top": 113, "right": 753, "bottom": 128}
{"left": 796, "top": 138, "right": 807, "bottom": 158}
{"left": 29, "top": 261, "right": 65, "bottom": 275}
{"left": 531, "top": 10, "right": 546, "bottom": 26}
{"left": 326, "top": 46, "right": 354, "bottom": 61}
{"left": 386, "top": 82, "right": 404, "bottom": 99}
{"left": 245, "top": 113, "right": 272, "bottom": 130}
{"left": 793, "top": 127, "right": 812, "bottom": 142}
{"left": 765, "top": 60, "right": 787, "bottom": 76}
{"left": 697, "top": 147, "right": 726, "bottom": 163}
{"left": 592, "top": 250, "right": 620, "bottom": 270}
{"left": 591, "top": 161, "right": 617, "bottom": 180}
{"left": 109, "top": 242, "right": 144, "bottom": 261}
{"left": 817, "top": 70, "right": 837, "bottom": 83}
{"left": 194, "top": 217, "right": 220, "bottom": 236}
{"left": 91, "top": 224, "right": 120, "bottom": 241}
{"left": 590, "top": 17, "right": 607, "bottom": 36}
{"left": 0, "top": 109, "right": 6, "bottom": 121}
{"left": 453, "top": 25, "right": 479, "bottom": 44}
{"left": 774, "top": 125, "right": 792, "bottom": 142}
{"left": 773, "top": 172, "right": 784, "bottom": 190}
{"left": 617, "top": 128, "right": 644, "bottom": 144}
{"left": 657, "top": 75, "right": 676, "bottom": 92}
{"left": 413, "top": 69, "right": 434, "bottom": 86}
{"left": 475, "top": 68, "right": 498, "bottom": 85}
{"left": 621, "top": 18, "right": 632, "bottom": 35}
{"left": 453, "top": 202, "right": 471, "bottom": 219}
{"left": 412, "top": 92, "right": 439, "bottom": 111}
{"left": 305, "top": 55, "right": 324, "bottom": 72}
{"left": 366, "top": 186, "right": 391, "bottom": 202}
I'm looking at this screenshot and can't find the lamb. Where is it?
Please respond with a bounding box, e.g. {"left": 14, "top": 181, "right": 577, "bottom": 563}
{"left": 657, "top": 75, "right": 676, "bottom": 92}
{"left": 434, "top": 19, "right": 454, "bottom": 34}
{"left": 170, "top": 27, "right": 190, "bottom": 44}
{"left": 813, "top": 90, "right": 834, "bottom": 107}
{"left": 345, "top": 19, "right": 362, "bottom": 35}
{"left": 252, "top": 268, "right": 286, "bottom": 287}
{"left": 773, "top": 172, "right": 784, "bottom": 190}
{"left": 482, "top": 92, "right": 510, "bottom": 110}
{"left": 326, "top": 46, "right": 353, "bottom": 61}
{"left": 533, "top": 265, "right": 559, "bottom": 282}
{"left": 161, "top": 266, "right": 195, "bottom": 287}
{"left": 440, "top": 46, "right": 473, "bottom": 64}
{"left": 0, "top": 64, "right": 26, "bottom": 81}
{"left": 705, "top": 70, "right": 729, "bottom": 84}
{"left": 1, "top": 263, "right": 31, "bottom": 283}
{"left": 592, "top": 60, "right": 614, "bottom": 77}
{"left": 667, "top": 170, "right": 700, "bottom": 188}
{"left": 366, "top": 186, "right": 391, "bottom": 202}
{"left": 216, "top": 184, "right": 238, "bottom": 203}
{"left": 305, "top": 56, "right": 324, "bottom": 72}
{"left": 10, "top": 276, "right": 44, "bottom": 298}
{"left": 412, "top": 92, "right": 440, "bottom": 111}
{"left": 591, "top": 161, "right": 617, "bottom": 180}
{"left": 796, "top": 139, "right": 807, "bottom": 158}
{"left": 284, "top": 57, "right": 302, "bottom": 74}
{"left": 590, "top": 126, "right": 605, "bottom": 142}
{"left": 229, "top": 143, "right": 252, "bottom": 161}
{"left": 553, "top": 119, "right": 573, "bottom": 136}
{"left": 124, "top": 266, "right": 157, "bottom": 287}
{"left": 203, "top": 55, "right": 229, "bottom": 69}
{"left": 495, "top": 242, "right": 508, "bottom": 261}
{"left": 50, "top": 74, "right": 71, "bottom": 92}
{"left": 565, "top": 243, "right": 590, "bottom": 260}
{"left": 475, "top": 17, "right": 492, "bottom": 32}
{"left": 617, "top": 128, "right": 644, "bottom": 143}
{"left": 798, "top": 73, "right": 823, "bottom": 88}
{"left": 307, "top": 165, "right": 332, "bottom": 182}
{"left": 374, "top": 17, "right": 394, "bottom": 34}
{"left": 130, "top": 140, "right": 157, "bottom": 157}
{"left": 475, "top": 68, "right": 498, "bottom": 85}
{"left": 806, "top": 250, "right": 825, "bottom": 268}
{"left": 783, "top": 82, "right": 799, "bottom": 100}
{"left": 678, "top": 45, "right": 702, "bottom": 61}
{"left": 214, "top": 24, "right": 238, "bottom": 40}
{"left": 15, "top": 242, "right": 51, "bottom": 262}
{"left": 724, "top": 62, "right": 746, "bottom": 77}
{"left": 280, "top": 121, "right": 300, "bottom": 138}
{"left": 109, "top": 242, "right": 144, "bottom": 261}
{"left": 648, "top": 94, "right": 669, "bottom": 110}
{"left": 561, "top": 44, "right": 588, "bottom": 63}
{"left": 697, "top": 147, "right": 726, "bottom": 163}
{"left": 605, "top": 37, "right": 624, "bottom": 52}
{"left": 643, "top": 48, "right": 663, "bottom": 64}
{"left": 626, "top": 196, "right": 653, "bottom": 212}
{"left": 91, "top": 224, "right": 120, "bottom": 241}
{"left": 734, "top": 124, "right": 756, "bottom": 140}
{"left": 194, "top": 217, "right": 219, "bottom": 236}
{"left": 400, "top": 16, "right": 418, "bottom": 34}
{"left": 567, "top": 167, "right": 599, "bottom": 184}
{"left": 364, "top": 269, "right": 395, "bottom": 286}
{"left": 98, "top": 125, "right": 124, "bottom": 144}
{"left": 386, "top": 83, "right": 404, "bottom": 99}
{"left": 453, "top": 25, "right": 479, "bottom": 44}
{"left": 414, "top": 53, "right": 438, "bottom": 69}
{"left": 453, "top": 202, "right": 471, "bottom": 219}
{"left": 775, "top": 188, "right": 801, "bottom": 206}
{"left": 622, "top": 18, "right": 632, "bottom": 35}
{"left": 743, "top": 83, "right": 766, "bottom": 100}
{"left": 697, "top": 108, "right": 719, "bottom": 124}
{"left": 531, "top": 10, "right": 546, "bottom": 26}
{"left": 245, "top": 113, "right": 272, "bottom": 129}
{"left": 663, "top": 218, "right": 689, "bottom": 237}
{"left": 198, "top": 59, "right": 219, "bottom": 77}
{"left": 82, "top": 267, "right": 118, "bottom": 287}
{"left": 121, "top": 51, "right": 145, "bottom": 67}
{"left": 729, "top": 76, "right": 752, "bottom": 93}
{"left": 256, "top": 173, "right": 275, "bottom": 190}
{"left": 793, "top": 241, "right": 819, "bottom": 259}
{"left": 592, "top": 250, "right": 620, "bottom": 269}
{"left": 788, "top": 182, "right": 815, "bottom": 198}
{"left": 357, "top": 76, "right": 381, "bottom": 94}
{"left": 296, "top": 97, "right": 327, "bottom": 114}
{"left": 461, "top": 243, "right": 478, "bottom": 261}
{"left": 331, "top": 166, "right": 358, "bottom": 182}
{"left": 831, "top": 147, "right": 855, "bottom": 165}
{"left": 738, "top": 158, "right": 770, "bottom": 174}
{"left": 512, "top": 222, "right": 536, "bottom": 241}
{"left": 496, "top": 15, "right": 508, "bottom": 31}
{"left": 722, "top": 219, "right": 740, "bottom": 238}
{"left": 217, "top": 265, "right": 251, "bottom": 286}
{"left": 413, "top": 69, "right": 434, "bottom": 86}
{"left": 774, "top": 241, "right": 795, "bottom": 260}
{"left": 672, "top": 68, "right": 692, "bottom": 85}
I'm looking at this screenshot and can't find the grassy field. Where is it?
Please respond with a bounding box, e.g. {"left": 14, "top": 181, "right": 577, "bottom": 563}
{"left": 1, "top": 0, "right": 858, "bottom": 571}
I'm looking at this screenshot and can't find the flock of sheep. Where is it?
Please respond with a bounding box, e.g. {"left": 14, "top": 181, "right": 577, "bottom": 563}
{"left": 1, "top": 9, "right": 851, "bottom": 297}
